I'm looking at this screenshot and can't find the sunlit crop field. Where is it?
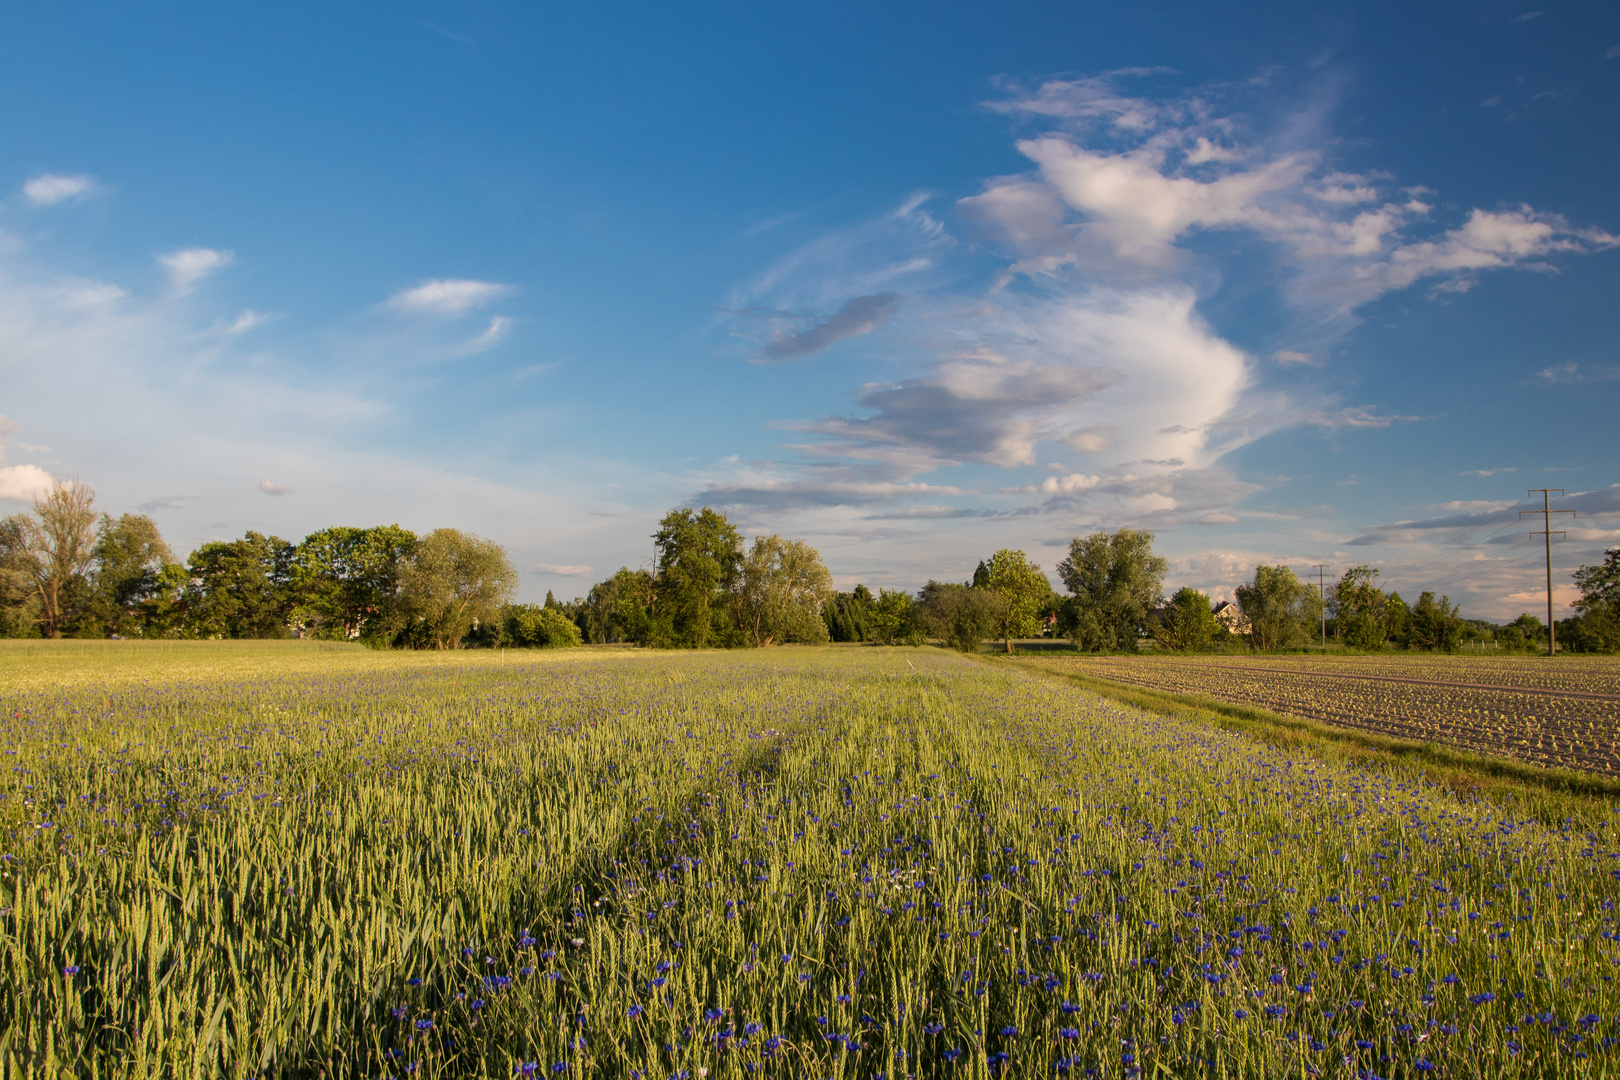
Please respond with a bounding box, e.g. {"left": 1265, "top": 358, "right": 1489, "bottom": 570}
{"left": 1038, "top": 655, "right": 1620, "bottom": 778}
{"left": 4, "top": 642, "right": 1620, "bottom": 1078}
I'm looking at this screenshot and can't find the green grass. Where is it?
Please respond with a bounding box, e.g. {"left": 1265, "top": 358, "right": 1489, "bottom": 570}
{"left": 3, "top": 642, "right": 1619, "bottom": 1078}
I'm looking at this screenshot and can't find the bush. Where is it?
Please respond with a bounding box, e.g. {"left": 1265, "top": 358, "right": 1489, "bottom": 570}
{"left": 499, "top": 604, "right": 583, "bottom": 648}
{"left": 918, "top": 582, "right": 1006, "bottom": 653}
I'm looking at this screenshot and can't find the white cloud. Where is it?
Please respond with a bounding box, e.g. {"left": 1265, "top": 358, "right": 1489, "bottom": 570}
{"left": 710, "top": 69, "right": 1610, "bottom": 543}
{"left": 1273, "top": 349, "right": 1318, "bottom": 366}
{"left": 1537, "top": 361, "right": 1620, "bottom": 384}
{"left": 964, "top": 76, "right": 1615, "bottom": 313}
{"left": 1001, "top": 472, "right": 1101, "bottom": 495}
{"left": 0, "top": 463, "right": 53, "bottom": 501}
{"left": 388, "top": 279, "right": 513, "bottom": 316}
{"left": 259, "top": 480, "right": 293, "bottom": 496}
{"left": 1462, "top": 467, "right": 1516, "bottom": 477}
{"left": 528, "top": 562, "right": 594, "bottom": 577}
{"left": 160, "top": 248, "right": 234, "bottom": 294}
{"left": 449, "top": 315, "right": 514, "bottom": 356}
{"left": 22, "top": 173, "right": 100, "bottom": 206}
{"left": 1428, "top": 500, "right": 1514, "bottom": 513}
{"left": 224, "top": 310, "right": 273, "bottom": 334}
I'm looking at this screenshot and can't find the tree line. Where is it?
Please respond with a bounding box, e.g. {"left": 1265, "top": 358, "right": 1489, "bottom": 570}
{"left": 3, "top": 479, "right": 1615, "bottom": 653}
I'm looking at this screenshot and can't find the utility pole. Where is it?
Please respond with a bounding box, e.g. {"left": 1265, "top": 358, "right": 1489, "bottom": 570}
{"left": 1313, "top": 564, "right": 1329, "bottom": 647}
{"left": 1520, "top": 489, "right": 1574, "bottom": 658}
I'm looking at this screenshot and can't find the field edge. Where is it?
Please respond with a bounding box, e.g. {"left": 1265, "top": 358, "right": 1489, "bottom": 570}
{"left": 985, "top": 653, "right": 1620, "bottom": 823}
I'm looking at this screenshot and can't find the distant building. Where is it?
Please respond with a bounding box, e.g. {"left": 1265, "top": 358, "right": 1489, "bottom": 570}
{"left": 1212, "top": 600, "right": 1250, "bottom": 635}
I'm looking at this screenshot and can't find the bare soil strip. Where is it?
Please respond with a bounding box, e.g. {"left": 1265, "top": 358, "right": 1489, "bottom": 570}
{"left": 1091, "top": 659, "right": 1620, "bottom": 704}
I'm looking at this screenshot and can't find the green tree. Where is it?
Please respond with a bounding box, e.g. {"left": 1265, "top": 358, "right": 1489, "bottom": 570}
{"left": 11, "top": 478, "right": 98, "bottom": 638}
{"left": 867, "top": 588, "right": 921, "bottom": 646}
{"left": 972, "top": 549, "right": 1053, "bottom": 652}
{"left": 1055, "top": 528, "right": 1168, "bottom": 652}
{"left": 398, "top": 529, "right": 518, "bottom": 649}
{"left": 289, "top": 525, "right": 418, "bottom": 642}
{"left": 580, "top": 567, "right": 656, "bottom": 644}
{"left": 822, "top": 585, "right": 875, "bottom": 643}
{"left": 187, "top": 532, "right": 298, "bottom": 638}
{"left": 1571, "top": 548, "right": 1620, "bottom": 652}
{"left": 83, "top": 513, "right": 175, "bottom": 638}
{"left": 651, "top": 507, "right": 743, "bottom": 649}
{"left": 918, "top": 580, "right": 1007, "bottom": 653}
{"left": 0, "top": 515, "right": 42, "bottom": 637}
{"left": 1385, "top": 591, "right": 1413, "bottom": 647}
{"left": 1150, "top": 586, "right": 1219, "bottom": 652}
{"left": 1235, "top": 565, "right": 1322, "bottom": 651}
{"left": 1333, "top": 565, "right": 1389, "bottom": 651}
{"left": 733, "top": 535, "right": 833, "bottom": 647}
{"left": 1408, "top": 591, "right": 1464, "bottom": 652}
{"left": 497, "top": 603, "right": 583, "bottom": 648}
{"left": 1497, "top": 613, "right": 1545, "bottom": 652}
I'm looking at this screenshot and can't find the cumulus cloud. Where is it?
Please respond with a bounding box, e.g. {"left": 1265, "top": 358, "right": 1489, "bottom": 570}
{"left": 388, "top": 279, "right": 513, "bottom": 316}
{"left": 1001, "top": 472, "right": 1101, "bottom": 495}
{"left": 160, "top": 248, "right": 234, "bottom": 294}
{"left": 529, "top": 562, "right": 594, "bottom": 577}
{"left": 789, "top": 287, "right": 1250, "bottom": 476}
{"left": 758, "top": 293, "right": 900, "bottom": 361}
{"left": 23, "top": 173, "right": 100, "bottom": 206}
{"left": 966, "top": 74, "right": 1615, "bottom": 311}
{"left": 259, "top": 480, "right": 293, "bottom": 496}
{"left": 711, "top": 69, "right": 1612, "bottom": 534}
{"left": 0, "top": 463, "right": 53, "bottom": 501}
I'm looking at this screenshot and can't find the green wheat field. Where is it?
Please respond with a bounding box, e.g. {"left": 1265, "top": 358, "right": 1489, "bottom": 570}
{"left": 2, "top": 641, "right": 1617, "bottom": 1079}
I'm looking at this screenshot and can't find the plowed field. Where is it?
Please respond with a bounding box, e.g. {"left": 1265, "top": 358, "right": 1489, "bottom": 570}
{"left": 1031, "top": 653, "right": 1620, "bottom": 776}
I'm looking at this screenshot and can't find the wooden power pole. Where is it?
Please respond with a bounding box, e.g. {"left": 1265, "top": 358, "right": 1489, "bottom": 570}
{"left": 1520, "top": 489, "right": 1574, "bottom": 657}
{"left": 1313, "top": 564, "right": 1329, "bottom": 647}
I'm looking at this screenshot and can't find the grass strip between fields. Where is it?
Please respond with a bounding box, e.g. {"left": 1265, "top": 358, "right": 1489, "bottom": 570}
{"left": 985, "top": 652, "right": 1620, "bottom": 824}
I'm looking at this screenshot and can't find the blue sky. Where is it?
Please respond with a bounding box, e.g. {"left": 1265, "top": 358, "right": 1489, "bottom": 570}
{"left": 1, "top": 0, "right": 1616, "bottom": 619}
